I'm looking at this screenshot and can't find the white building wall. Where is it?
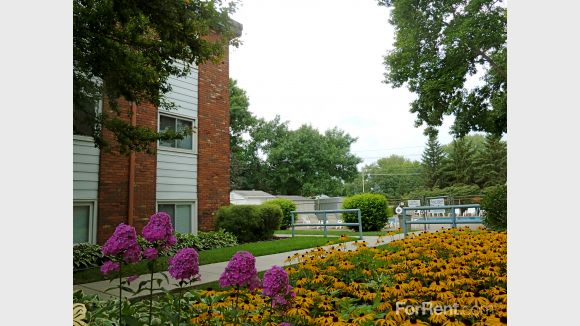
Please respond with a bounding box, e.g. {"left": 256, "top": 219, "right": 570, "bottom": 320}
{"left": 156, "top": 64, "right": 198, "bottom": 233}
{"left": 73, "top": 136, "right": 100, "bottom": 200}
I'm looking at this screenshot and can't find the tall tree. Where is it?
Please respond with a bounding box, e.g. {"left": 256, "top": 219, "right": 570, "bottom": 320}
{"left": 229, "top": 79, "right": 259, "bottom": 189}
{"left": 379, "top": 0, "right": 507, "bottom": 137}
{"left": 266, "top": 125, "right": 361, "bottom": 196}
{"left": 474, "top": 134, "right": 507, "bottom": 187}
{"left": 74, "top": 0, "right": 240, "bottom": 153}
{"left": 442, "top": 136, "right": 478, "bottom": 186}
{"left": 363, "top": 155, "right": 423, "bottom": 199}
{"left": 421, "top": 133, "right": 446, "bottom": 188}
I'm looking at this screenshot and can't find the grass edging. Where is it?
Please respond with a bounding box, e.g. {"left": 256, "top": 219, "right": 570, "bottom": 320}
{"left": 74, "top": 236, "right": 354, "bottom": 285}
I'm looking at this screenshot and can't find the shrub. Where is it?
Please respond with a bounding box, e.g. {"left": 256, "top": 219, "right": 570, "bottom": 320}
{"left": 257, "top": 204, "right": 283, "bottom": 239}
{"left": 264, "top": 198, "right": 296, "bottom": 229}
{"left": 166, "top": 230, "right": 239, "bottom": 255}
{"left": 216, "top": 204, "right": 282, "bottom": 243}
{"left": 73, "top": 243, "right": 105, "bottom": 271}
{"left": 216, "top": 205, "right": 261, "bottom": 243}
{"left": 481, "top": 184, "right": 507, "bottom": 230}
{"left": 196, "top": 229, "right": 238, "bottom": 250}
{"left": 342, "top": 193, "right": 390, "bottom": 231}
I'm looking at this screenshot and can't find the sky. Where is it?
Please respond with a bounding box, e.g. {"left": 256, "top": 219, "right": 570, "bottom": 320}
{"left": 228, "top": 0, "right": 457, "bottom": 168}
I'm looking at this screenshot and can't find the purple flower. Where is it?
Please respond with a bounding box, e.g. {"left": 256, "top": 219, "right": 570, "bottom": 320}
{"left": 122, "top": 244, "right": 142, "bottom": 264}
{"left": 262, "top": 265, "right": 295, "bottom": 307}
{"left": 102, "top": 224, "right": 140, "bottom": 257}
{"left": 143, "top": 247, "right": 158, "bottom": 261}
{"left": 142, "top": 212, "right": 174, "bottom": 246}
{"left": 127, "top": 275, "right": 139, "bottom": 284}
{"left": 279, "top": 323, "right": 292, "bottom": 326}
{"left": 219, "top": 251, "right": 261, "bottom": 291}
{"left": 100, "top": 261, "right": 120, "bottom": 275}
{"left": 168, "top": 248, "right": 199, "bottom": 281}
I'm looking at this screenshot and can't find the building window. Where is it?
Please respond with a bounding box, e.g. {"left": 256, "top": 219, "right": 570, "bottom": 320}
{"left": 158, "top": 203, "right": 194, "bottom": 234}
{"left": 159, "top": 115, "right": 194, "bottom": 150}
{"left": 74, "top": 203, "right": 94, "bottom": 243}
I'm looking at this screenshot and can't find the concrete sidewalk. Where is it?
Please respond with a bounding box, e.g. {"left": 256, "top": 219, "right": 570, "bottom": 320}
{"left": 73, "top": 232, "right": 413, "bottom": 300}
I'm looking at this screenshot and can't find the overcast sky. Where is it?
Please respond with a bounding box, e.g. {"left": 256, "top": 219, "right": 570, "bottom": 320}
{"left": 228, "top": 0, "right": 457, "bottom": 168}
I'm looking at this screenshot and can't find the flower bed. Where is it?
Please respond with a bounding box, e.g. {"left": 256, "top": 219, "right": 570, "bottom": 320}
{"left": 74, "top": 227, "right": 507, "bottom": 325}
{"left": 185, "top": 228, "right": 507, "bottom": 325}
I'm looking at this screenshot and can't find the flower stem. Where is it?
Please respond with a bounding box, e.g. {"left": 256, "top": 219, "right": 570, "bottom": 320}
{"left": 148, "top": 264, "right": 154, "bottom": 326}
{"left": 178, "top": 283, "right": 184, "bottom": 326}
{"left": 118, "top": 263, "right": 123, "bottom": 326}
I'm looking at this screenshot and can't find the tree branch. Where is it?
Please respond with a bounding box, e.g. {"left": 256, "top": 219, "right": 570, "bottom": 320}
{"left": 477, "top": 49, "right": 507, "bottom": 80}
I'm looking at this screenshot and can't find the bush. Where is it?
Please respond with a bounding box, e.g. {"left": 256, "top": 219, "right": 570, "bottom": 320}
{"left": 167, "top": 230, "right": 239, "bottom": 255}
{"left": 196, "top": 229, "right": 239, "bottom": 250}
{"left": 264, "top": 198, "right": 296, "bottom": 229}
{"left": 73, "top": 243, "right": 105, "bottom": 271}
{"left": 257, "top": 204, "right": 283, "bottom": 238}
{"left": 342, "top": 193, "right": 391, "bottom": 231}
{"left": 216, "top": 204, "right": 282, "bottom": 243}
{"left": 481, "top": 184, "right": 507, "bottom": 230}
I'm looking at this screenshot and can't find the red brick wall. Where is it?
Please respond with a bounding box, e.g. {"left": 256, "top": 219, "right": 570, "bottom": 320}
{"left": 97, "top": 99, "right": 157, "bottom": 244}
{"left": 197, "top": 47, "right": 231, "bottom": 231}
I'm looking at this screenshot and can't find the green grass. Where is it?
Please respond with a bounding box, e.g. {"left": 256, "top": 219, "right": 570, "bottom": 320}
{"left": 74, "top": 236, "right": 353, "bottom": 285}
{"left": 274, "top": 229, "right": 401, "bottom": 236}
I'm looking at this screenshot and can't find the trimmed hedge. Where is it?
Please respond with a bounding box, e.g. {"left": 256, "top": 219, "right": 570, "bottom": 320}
{"left": 342, "top": 193, "right": 391, "bottom": 231}
{"left": 216, "top": 204, "right": 283, "bottom": 243}
{"left": 264, "top": 198, "right": 297, "bottom": 229}
{"left": 481, "top": 184, "right": 507, "bottom": 230}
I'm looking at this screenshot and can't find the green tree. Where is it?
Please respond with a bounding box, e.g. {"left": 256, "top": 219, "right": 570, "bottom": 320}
{"left": 474, "top": 134, "right": 507, "bottom": 187}
{"left": 266, "top": 125, "right": 362, "bottom": 196}
{"left": 229, "top": 79, "right": 258, "bottom": 189}
{"left": 441, "top": 136, "right": 478, "bottom": 186}
{"left": 421, "top": 133, "right": 446, "bottom": 188}
{"left": 364, "top": 155, "right": 423, "bottom": 200}
{"left": 74, "top": 0, "right": 240, "bottom": 153}
{"left": 379, "top": 0, "right": 507, "bottom": 137}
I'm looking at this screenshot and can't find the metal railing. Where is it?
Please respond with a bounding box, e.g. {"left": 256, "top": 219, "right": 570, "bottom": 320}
{"left": 402, "top": 204, "right": 483, "bottom": 237}
{"left": 290, "top": 209, "right": 363, "bottom": 240}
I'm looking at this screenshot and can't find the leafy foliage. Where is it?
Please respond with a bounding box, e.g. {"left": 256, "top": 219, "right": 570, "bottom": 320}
{"left": 266, "top": 125, "right": 362, "bottom": 196}
{"left": 74, "top": 231, "right": 238, "bottom": 271}
{"left": 379, "top": 0, "right": 507, "bottom": 137}
{"left": 481, "top": 184, "right": 507, "bottom": 230}
{"left": 421, "top": 133, "right": 446, "bottom": 189}
{"left": 474, "top": 134, "right": 507, "bottom": 187}
{"left": 74, "top": 0, "right": 240, "bottom": 153}
{"left": 342, "top": 193, "right": 391, "bottom": 231}
{"left": 264, "top": 198, "right": 297, "bottom": 230}
{"left": 169, "top": 230, "right": 239, "bottom": 254}
{"left": 441, "top": 136, "right": 478, "bottom": 186}
{"left": 406, "top": 184, "right": 482, "bottom": 203}
{"left": 228, "top": 82, "right": 361, "bottom": 196}
{"left": 215, "top": 204, "right": 282, "bottom": 243}
{"left": 256, "top": 204, "right": 283, "bottom": 240}
{"left": 361, "top": 155, "right": 423, "bottom": 200}
{"left": 73, "top": 243, "right": 105, "bottom": 271}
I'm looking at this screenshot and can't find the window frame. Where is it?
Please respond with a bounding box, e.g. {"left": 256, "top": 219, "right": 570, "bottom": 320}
{"left": 157, "top": 112, "right": 197, "bottom": 154}
{"left": 73, "top": 99, "right": 102, "bottom": 138}
{"left": 73, "top": 201, "right": 97, "bottom": 244}
{"left": 156, "top": 201, "right": 197, "bottom": 235}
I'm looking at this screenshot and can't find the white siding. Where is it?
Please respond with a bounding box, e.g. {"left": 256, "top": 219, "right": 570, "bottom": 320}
{"left": 73, "top": 137, "right": 100, "bottom": 200}
{"left": 161, "top": 64, "right": 198, "bottom": 118}
{"left": 156, "top": 151, "right": 197, "bottom": 201}
{"left": 157, "top": 63, "right": 198, "bottom": 203}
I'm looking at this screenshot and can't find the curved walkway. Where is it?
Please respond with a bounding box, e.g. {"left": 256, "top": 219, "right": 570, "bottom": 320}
{"left": 73, "top": 232, "right": 417, "bottom": 300}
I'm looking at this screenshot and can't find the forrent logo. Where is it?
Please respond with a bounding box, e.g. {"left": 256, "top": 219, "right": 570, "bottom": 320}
{"left": 395, "top": 302, "right": 494, "bottom": 316}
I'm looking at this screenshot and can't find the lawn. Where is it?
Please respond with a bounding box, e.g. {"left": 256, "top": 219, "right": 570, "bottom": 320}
{"left": 74, "top": 236, "right": 354, "bottom": 285}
